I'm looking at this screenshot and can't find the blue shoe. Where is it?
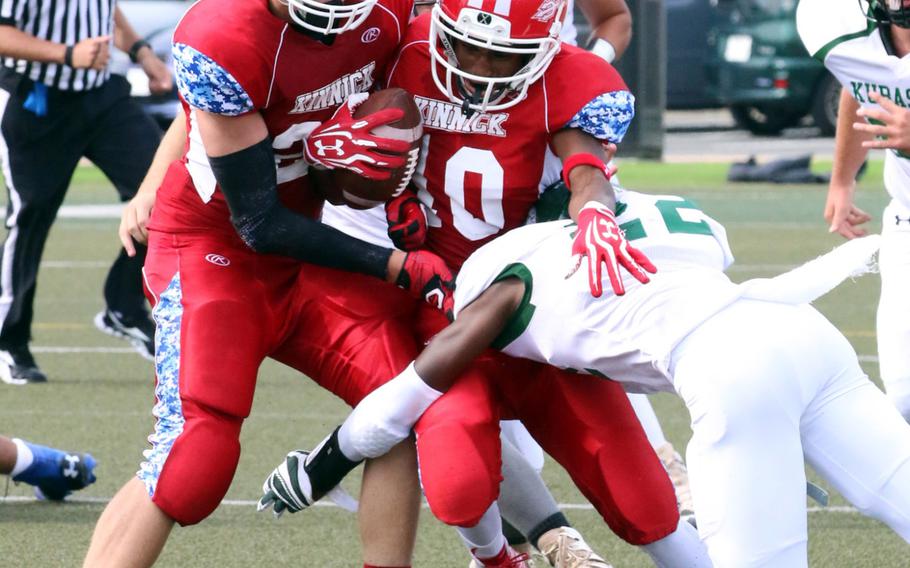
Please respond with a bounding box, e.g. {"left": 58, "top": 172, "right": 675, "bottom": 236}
{"left": 12, "top": 442, "right": 97, "bottom": 501}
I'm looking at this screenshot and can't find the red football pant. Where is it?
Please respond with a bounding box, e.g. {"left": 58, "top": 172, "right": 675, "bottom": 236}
{"left": 412, "top": 305, "right": 679, "bottom": 545}
{"left": 140, "top": 229, "right": 417, "bottom": 525}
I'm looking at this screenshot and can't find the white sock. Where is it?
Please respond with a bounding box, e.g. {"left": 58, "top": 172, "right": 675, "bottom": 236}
{"left": 10, "top": 438, "right": 34, "bottom": 477}
{"left": 338, "top": 362, "right": 443, "bottom": 461}
{"left": 641, "top": 519, "right": 712, "bottom": 568}
{"left": 457, "top": 502, "right": 507, "bottom": 560}
{"left": 627, "top": 393, "right": 668, "bottom": 450}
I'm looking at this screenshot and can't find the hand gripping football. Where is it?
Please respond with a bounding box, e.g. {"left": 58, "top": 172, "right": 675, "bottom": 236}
{"left": 324, "top": 88, "right": 423, "bottom": 209}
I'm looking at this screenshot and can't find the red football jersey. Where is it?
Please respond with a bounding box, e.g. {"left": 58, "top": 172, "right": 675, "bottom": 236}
{"left": 151, "top": 0, "right": 411, "bottom": 235}
{"left": 387, "top": 14, "right": 630, "bottom": 269}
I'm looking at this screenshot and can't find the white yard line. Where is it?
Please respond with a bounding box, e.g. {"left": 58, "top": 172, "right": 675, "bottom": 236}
{"left": 41, "top": 260, "right": 109, "bottom": 268}
{"left": 32, "top": 346, "right": 136, "bottom": 354}
{"left": 0, "top": 494, "right": 858, "bottom": 514}
{"left": 726, "top": 264, "right": 796, "bottom": 272}
{"left": 58, "top": 204, "right": 123, "bottom": 218}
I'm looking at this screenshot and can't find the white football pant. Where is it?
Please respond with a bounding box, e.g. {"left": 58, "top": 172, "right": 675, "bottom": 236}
{"left": 670, "top": 299, "right": 910, "bottom": 568}
{"left": 877, "top": 199, "right": 910, "bottom": 421}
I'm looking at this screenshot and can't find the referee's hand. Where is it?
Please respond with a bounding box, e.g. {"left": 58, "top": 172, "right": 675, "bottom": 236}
{"left": 72, "top": 36, "right": 111, "bottom": 70}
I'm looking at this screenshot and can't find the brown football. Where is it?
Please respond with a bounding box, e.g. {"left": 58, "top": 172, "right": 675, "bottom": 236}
{"left": 320, "top": 88, "right": 423, "bottom": 210}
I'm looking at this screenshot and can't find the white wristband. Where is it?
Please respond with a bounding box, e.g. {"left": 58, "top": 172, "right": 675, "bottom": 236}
{"left": 590, "top": 38, "right": 617, "bottom": 63}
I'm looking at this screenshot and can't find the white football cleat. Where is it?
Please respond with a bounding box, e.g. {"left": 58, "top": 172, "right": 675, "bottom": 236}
{"left": 537, "top": 527, "right": 613, "bottom": 568}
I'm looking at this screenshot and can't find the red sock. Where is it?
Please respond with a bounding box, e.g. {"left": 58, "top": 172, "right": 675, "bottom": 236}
{"left": 363, "top": 565, "right": 411, "bottom": 568}
{"left": 475, "top": 545, "right": 509, "bottom": 567}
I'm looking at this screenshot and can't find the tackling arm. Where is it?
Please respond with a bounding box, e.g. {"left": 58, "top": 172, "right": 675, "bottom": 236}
{"left": 415, "top": 278, "right": 526, "bottom": 389}
{"left": 258, "top": 278, "right": 525, "bottom": 517}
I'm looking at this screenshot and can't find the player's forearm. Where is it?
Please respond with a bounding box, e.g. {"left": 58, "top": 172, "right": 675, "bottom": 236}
{"left": 0, "top": 25, "right": 66, "bottom": 64}
{"left": 112, "top": 6, "right": 142, "bottom": 53}
{"left": 209, "top": 138, "right": 393, "bottom": 278}
{"left": 565, "top": 167, "right": 615, "bottom": 220}
{"left": 337, "top": 279, "right": 524, "bottom": 462}
{"left": 579, "top": 0, "right": 632, "bottom": 61}
{"left": 831, "top": 90, "right": 871, "bottom": 186}
{"left": 551, "top": 128, "right": 617, "bottom": 219}
{"left": 587, "top": 14, "right": 631, "bottom": 61}
{"left": 414, "top": 279, "right": 524, "bottom": 390}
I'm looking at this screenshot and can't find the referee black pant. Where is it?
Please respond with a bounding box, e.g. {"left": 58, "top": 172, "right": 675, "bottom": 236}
{"left": 0, "top": 72, "right": 161, "bottom": 348}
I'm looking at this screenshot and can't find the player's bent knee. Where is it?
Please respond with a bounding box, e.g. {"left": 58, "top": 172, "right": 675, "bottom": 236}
{"left": 612, "top": 514, "right": 679, "bottom": 546}
{"left": 603, "top": 483, "right": 679, "bottom": 545}
{"left": 417, "top": 430, "right": 499, "bottom": 527}
{"left": 589, "top": 446, "right": 679, "bottom": 546}
{"left": 424, "top": 486, "right": 496, "bottom": 527}
{"left": 145, "top": 399, "right": 244, "bottom": 526}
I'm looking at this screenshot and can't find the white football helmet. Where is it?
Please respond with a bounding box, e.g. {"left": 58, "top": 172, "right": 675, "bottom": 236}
{"left": 284, "top": 0, "right": 378, "bottom": 34}
{"left": 429, "top": 0, "right": 566, "bottom": 113}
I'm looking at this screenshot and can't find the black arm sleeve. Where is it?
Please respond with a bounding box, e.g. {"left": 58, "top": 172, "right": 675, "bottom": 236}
{"left": 208, "top": 137, "right": 392, "bottom": 280}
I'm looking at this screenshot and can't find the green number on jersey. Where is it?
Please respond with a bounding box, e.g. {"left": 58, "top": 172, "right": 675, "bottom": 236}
{"left": 655, "top": 199, "right": 714, "bottom": 236}
{"left": 618, "top": 198, "right": 712, "bottom": 241}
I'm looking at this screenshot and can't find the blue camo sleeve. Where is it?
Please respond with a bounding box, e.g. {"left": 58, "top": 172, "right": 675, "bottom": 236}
{"left": 567, "top": 91, "right": 635, "bottom": 143}
{"left": 173, "top": 43, "right": 255, "bottom": 116}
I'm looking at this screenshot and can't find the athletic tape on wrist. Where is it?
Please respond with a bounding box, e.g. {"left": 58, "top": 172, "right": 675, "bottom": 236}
{"left": 590, "top": 38, "right": 617, "bottom": 63}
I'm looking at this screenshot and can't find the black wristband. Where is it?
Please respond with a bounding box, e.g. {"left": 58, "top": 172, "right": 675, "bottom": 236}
{"left": 64, "top": 45, "right": 74, "bottom": 67}
{"left": 128, "top": 39, "right": 150, "bottom": 63}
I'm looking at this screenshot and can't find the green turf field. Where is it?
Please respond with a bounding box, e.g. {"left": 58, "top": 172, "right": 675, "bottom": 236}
{"left": 1, "top": 160, "right": 907, "bottom": 566}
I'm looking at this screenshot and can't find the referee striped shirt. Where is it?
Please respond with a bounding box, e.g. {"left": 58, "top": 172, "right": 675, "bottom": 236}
{"left": 0, "top": 0, "right": 112, "bottom": 91}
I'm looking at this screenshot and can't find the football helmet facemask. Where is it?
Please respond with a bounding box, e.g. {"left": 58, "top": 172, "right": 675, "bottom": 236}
{"left": 429, "top": 0, "right": 566, "bottom": 113}
{"left": 283, "top": 0, "right": 377, "bottom": 34}
{"left": 865, "top": 0, "right": 910, "bottom": 28}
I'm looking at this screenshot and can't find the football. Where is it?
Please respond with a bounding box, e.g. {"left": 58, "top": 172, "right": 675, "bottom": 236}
{"left": 318, "top": 88, "right": 423, "bottom": 210}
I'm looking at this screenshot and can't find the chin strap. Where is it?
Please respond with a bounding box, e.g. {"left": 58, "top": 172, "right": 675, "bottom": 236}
{"left": 460, "top": 91, "right": 479, "bottom": 117}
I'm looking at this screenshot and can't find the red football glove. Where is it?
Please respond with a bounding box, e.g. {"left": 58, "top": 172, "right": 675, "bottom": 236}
{"left": 304, "top": 93, "right": 410, "bottom": 181}
{"left": 386, "top": 188, "right": 427, "bottom": 251}
{"left": 573, "top": 202, "right": 657, "bottom": 297}
{"left": 396, "top": 250, "right": 455, "bottom": 317}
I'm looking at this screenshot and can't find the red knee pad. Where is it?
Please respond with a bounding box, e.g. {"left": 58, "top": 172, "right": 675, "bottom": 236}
{"left": 151, "top": 399, "right": 243, "bottom": 526}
